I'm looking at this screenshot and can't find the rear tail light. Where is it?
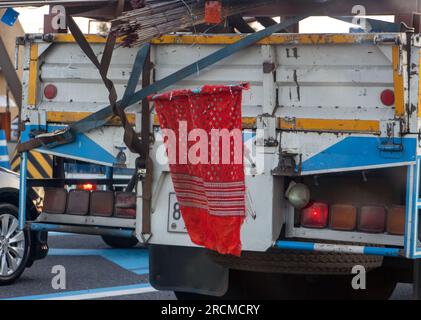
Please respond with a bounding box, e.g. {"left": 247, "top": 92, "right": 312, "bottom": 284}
{"left": 358, "top": 206, "right": 386, "bottom": 233}
{"left": 387, "top": 206, "right": 405, "bottom": 235}
{"left": 300, "top": 202, "right": 328, "bottom": 229}
{"left": 77, "top": 183, "right": 97, "bottom": 191}
{"left": 90, "top": 191, "right": 114, "bottom": 217}
{"left": 329, "top": 204, "right": 357, "bottom": 231}
{"left": 114, "top": 192, "right": 137, "bottom": 219}
{"left": 43, "top": 188, "right": 67, "bottom": 214}
{"left": 380, "top": 89, "right": 395, "bottom": 106}
{"left": 44, "top": 84, "right": 57, "bottom": 100}
{"left": 66, "top": 190, "right": 90, "bottom": 216}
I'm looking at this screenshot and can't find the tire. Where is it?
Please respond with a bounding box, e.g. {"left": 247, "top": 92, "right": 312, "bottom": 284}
{"left": 208, "top": 248, "right": 383, "bottom": 275}
{"left": 276, "top": 269, "right": 397, "bottom": 300}
{"left": 0, "top": 203, "right": 30, "bottom": 286}
{"left": 101, "top": 235, "right": 139, "bottom": 248}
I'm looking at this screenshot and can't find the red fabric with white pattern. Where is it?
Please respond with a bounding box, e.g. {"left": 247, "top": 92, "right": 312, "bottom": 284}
{"left": 151, "top": 84, "right": 248, "bottom": 256}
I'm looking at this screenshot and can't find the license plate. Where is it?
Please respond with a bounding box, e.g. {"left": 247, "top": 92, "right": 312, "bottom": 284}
{"left": 167, "top": 192, "right": 187, "bottom": 233}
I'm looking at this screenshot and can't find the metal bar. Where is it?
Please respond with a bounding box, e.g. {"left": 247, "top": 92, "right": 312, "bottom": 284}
{"left": 27, "top": 178, "right": 131, "bottom": 187}
{"left": 288, "top": 226, "right": 404, "bottom": 247}
{"left": 36, "top": 212, "right": 136, "bottom": 228}
{"left": 28, "top": 222, "right": 135, "bottom": 238}
{"left": 275, "top": 240, "right": 402, "bottom": 257}
{"left": 332, "top": 16, "right": 401, "bottom": 32}
{"left": 0, "top": 0, "right": 112, "bottom": 7}
{"left": 68, "top": 15, "right": 307, "bottom": 136}
{"left": 0, "top": 36, "right": 22, "bottom": 110}
{"left": 18, "top": 152, "right": 28, "bottom": 230}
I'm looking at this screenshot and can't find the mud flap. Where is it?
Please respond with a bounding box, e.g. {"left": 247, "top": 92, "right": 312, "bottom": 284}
{"left": 149, "top": 245, "right": 228, "bottom": 296}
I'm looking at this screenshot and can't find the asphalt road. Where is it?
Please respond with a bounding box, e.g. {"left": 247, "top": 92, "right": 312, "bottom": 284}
{"left": 0, "top": 233, "right": 176, "bottom": 300}
{"left": 0, "top": 233, "right": 414, "bottom": 300}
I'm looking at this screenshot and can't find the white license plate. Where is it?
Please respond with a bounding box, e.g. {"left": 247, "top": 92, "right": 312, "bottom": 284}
{"left": 167, "top": 192, "right": 187, "bottom": 233}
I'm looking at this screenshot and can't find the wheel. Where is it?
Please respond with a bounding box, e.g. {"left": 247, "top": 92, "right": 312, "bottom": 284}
{"left": 280, "top": 269, "right": 397, "bottom": 300}
{"left": 0, "top": 203, "right": 30, "bottom": 286}
{"left": 101, "top": 235, "right": 139, "bottom": 248}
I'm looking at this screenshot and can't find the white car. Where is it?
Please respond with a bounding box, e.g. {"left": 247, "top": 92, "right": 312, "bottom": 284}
{"left": 0, "top": 167, "right": 48, "bottom": 285}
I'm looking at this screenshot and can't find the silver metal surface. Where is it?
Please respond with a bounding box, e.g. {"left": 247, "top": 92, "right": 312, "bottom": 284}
{"left": 36, "top": 212, "right": 136, "bottom": 228}
{"left": 0, "top": 168, "right": 20, "bottom": 190}
{"left": 0, "top": 36, "right": 22, "bottom": 110}
{"left": 0, "top": 0, "right": 112, "bottom": 7}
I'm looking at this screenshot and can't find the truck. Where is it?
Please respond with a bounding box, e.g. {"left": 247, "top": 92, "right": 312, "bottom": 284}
{"left": 8, "top": 16, "right": 421, "bottom": 299}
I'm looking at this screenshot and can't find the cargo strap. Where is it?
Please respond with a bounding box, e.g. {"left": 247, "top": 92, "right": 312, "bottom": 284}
{"left": 66, "top": 3, "right": 154, "bottom": 240}
{"left": 18, "top": 0, "right": 155, "bottom": 238}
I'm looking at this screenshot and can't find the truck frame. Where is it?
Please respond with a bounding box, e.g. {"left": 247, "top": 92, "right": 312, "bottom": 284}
{"left": 11, "top": 15, "right": 421, "bottom": 299}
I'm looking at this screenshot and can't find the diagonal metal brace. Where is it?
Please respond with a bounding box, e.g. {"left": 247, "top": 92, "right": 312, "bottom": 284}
{"left": 18, "top": 15, "right": 307, "bottom": 151}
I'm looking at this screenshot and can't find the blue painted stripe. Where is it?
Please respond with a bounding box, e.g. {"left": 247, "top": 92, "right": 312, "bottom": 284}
{"left": 404, "top": 164, "right": 413, "bottom": 258}
{"left": 412, "top": 158, "right": 421, "bottom": 258}
{"left": 0, "top": 161, "right": 10, "bottom": 169}
{"left": 0, "top": 146, "right": 8, "bottom": 154}
{"left": 30, "top": 223, "right": 134, "bottom": 238}
{"left": 2, "top": 283, "right": 152, "bottom": 300}
{"left": 363, "top": 246, "right": 400, "bottom": 257}
{"left": 275, "top": 240, "right": 401, "bottom": 257}
{"left": 274, "top": 241, "right": 314, "bottom": 251}
{"left": 22, "top": 125, "right": 116, "bottom": 166}
{"left": 49, "top": 248, "right": 149, "bottom": 275}
{"left": 302, "top": 137, "right": 416, "bottom": 173}
{"left": 48, "top": 232, "right": 78, "bottom": 236}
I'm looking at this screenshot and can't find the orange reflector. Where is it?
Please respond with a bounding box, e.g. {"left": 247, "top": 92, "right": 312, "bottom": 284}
{"left": 387, "top": 206, "right": 405, "bottom": 235}
{"left": 358, "top": 206, "right": 386, "bottom": 233}
{"left": 329, "top": 204, "right": 357, "bottom": 231}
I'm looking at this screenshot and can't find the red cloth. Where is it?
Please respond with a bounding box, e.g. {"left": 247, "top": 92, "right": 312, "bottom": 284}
{"left": 151, "top": 84, "right": 248, "bottom": 256}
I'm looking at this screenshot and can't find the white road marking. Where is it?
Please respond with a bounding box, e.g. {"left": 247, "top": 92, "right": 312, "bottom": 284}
{"left": 43, "top": 286, "right": 157, "bottom": 300}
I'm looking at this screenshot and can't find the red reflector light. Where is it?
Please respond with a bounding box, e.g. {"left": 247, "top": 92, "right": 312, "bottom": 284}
{"left": 301, "top": 202, "right": 328, "bottom": 229}
{"left": 358, "top": 206, "right": 386, "bottom": 233}
{"left": 44, "top": 84, "right": 57, "bottom": 100}
{"left": 380, "top": 89, "right": 395, "bottom": 106}
{"left": 114, "top": 192, "right": 137, "bottom": 219}
{"left": 77, "top": 183, "right": 96, "bottom": 191}
{"left": 387, "top": 206, "right": 405, "bottom": 235}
